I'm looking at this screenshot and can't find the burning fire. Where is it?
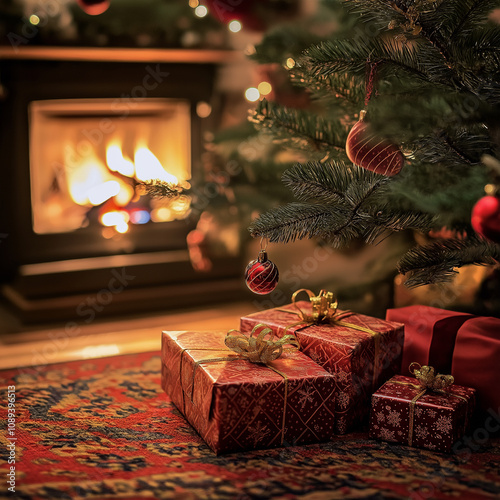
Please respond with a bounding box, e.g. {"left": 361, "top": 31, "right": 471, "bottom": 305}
{"left": 66, "top": 142, "right": 186, "bottom": 234}
{"left": 134, "top": 147, "right": 178, "bottom": 184}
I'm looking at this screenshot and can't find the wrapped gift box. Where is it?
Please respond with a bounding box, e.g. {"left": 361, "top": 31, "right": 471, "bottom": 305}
{"left": 386, "top": 306, "right": 500, "bottom": 414}
{"left": 386, "top": 306, "right": 474, "bottom": 376}
{"left": 161, "top": 330, "right": 336, "bottom": 454}
{"left": 240, "top": 302, "right": 404, "bottom": 434}
{"left": 452, "top": 317, "right": 500, "bottom": 415}
{"left": 369, "top": 375, "right": 476, "bottom": 453}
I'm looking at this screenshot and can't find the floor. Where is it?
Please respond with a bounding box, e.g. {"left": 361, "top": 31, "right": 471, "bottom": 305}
{"left": 0, "top": 301, "right": 253, "bottom": 370}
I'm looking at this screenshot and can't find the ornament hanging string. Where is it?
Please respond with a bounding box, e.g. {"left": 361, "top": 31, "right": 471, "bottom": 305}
{"left": 259, "top": 236, "right": 269, "bottom": 257}
{"left": 364, "top": 61, "right": 379, "bottom": 107}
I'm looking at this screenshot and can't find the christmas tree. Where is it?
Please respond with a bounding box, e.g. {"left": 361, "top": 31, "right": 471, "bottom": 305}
{"left": 245, "top": 0, "right": 500, "bottom": 288}
{"left": 145, "top": 0, "right": 500, "bottom": 292}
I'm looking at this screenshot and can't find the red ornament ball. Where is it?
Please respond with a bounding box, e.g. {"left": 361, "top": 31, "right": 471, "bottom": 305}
{"left": 471, "top": 195, "right": 500, "bottom": 243}
{"left": 77, "top": 0, "right": 110, "bottom": 16}
{"left": 245, "top": 250, "right": 279, "bottom": 295}
{"left": 346, "top": 112, "right": 404, "bottom": 176}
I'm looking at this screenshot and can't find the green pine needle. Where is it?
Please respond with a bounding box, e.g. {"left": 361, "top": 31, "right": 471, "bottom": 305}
{"left": 142, "top": 180, "right": 183, "bottom": 198}
{"left": 282, "top": 161, "right": 386, "bottom": 203}
{"left": 250, "top": 99, "right": 349, "bottom": 157}
{"left": 398, "top": 236, "right": 500, "bottom": 287}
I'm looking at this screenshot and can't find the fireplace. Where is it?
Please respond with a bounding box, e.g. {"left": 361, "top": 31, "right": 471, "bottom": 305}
{"left": 30, "top": 98, "right": 191, "bottom": 236}
{"left": 0, "top": 47, "right": 244, "bottom": 322}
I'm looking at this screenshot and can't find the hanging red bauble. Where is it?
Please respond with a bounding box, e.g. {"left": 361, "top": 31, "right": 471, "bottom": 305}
{"left": 346, "top": 110, "right": 404, "bottom": 176}
{"left": 471, "top": 195, "right": 500, "bottom": 243}
{"left": 77, "top": 0, "right": 110, "bottom": 16}
{"left": 245, "top": 250, "right": 279, "bottom": 294}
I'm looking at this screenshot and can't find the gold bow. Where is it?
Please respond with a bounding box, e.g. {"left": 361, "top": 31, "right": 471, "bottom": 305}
{"left": 283, "top": 289, "right": 376, "bottom": 337}
{"left": 409, "top": 362, "right": 455, "bottom": 391}
{"left": 278, "top": 289, "right": 381, "bottom": 390}
{"left": 290, "top": 289, "right": 351, "bottom": 323}
{"left": 392, "top": 363, "right": 463, "bottom": 447}
{"left": 225, "top": 324, "right": 300, "bottom": 364}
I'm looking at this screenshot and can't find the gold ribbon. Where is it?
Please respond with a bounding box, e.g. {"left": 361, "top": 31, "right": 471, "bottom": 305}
{"left": 225, "top": 324, "right": 300, "bottom": 364}
{"left": 278, "top": 289, "right": 381, "bottom": 388}
{"left": 180, "top": 324, "right": 299, "bottom": 446}
{"left": 391, "top": 363, "right": 466, "bottom": 447}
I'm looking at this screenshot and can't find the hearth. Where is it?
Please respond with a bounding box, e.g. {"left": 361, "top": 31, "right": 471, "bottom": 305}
{"left": 0, "top": 47, "right": 244, "bottom": 323}
{"left": 30, "top": 97, "right": 191, "bottom": 236}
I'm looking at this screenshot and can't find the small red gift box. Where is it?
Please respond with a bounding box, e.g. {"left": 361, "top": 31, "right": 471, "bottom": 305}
{"left": 240, "top": 294, "right": 404, "bottom": 434}
{"left": 369, "top": 374, "right": 476, "bottom": 453}
{"left": 386, "top": 306, "right": 500, "bottom": 414}
{"left": 161, "top": 329, "right": 336, "bottom": 454}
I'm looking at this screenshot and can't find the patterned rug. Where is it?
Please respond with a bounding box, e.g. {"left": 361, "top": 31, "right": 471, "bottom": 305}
{"left": 1, "top": 352, "right": 500, "bottom": 500}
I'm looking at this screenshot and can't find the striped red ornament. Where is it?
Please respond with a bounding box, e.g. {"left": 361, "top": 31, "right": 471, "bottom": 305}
{"left": 245, "top": 250, "right": 279, "bottom": 295}
{"left": 346, "top": 110, "right": 404, "bottom": 176}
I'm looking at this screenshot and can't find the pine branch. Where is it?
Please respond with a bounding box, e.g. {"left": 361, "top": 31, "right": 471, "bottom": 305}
{"left": 282, "top": 161, "right": 386, "bottom": 204}
{"left": 362, "top": 210, "right": 436, "bottom": 245}
{"left": 249, "top": 203, "right": 356, "bottom": 244}
{"left": 249, "top": 99, "right": 349, "bottom": 156}
{"left": 367, "top": 88, "right": 495, "bottom": 142}
{"left": 142, "top": 180, "right": 183, "bottom": 198}
{"left": 414, "top": 129, "right": 492, "bottom": 166}
{"left": 454, "top": 26, "right": 500, "bottom": 75}
{"left": 249, "top": 162, "right": 436, "bottom": 246}
{"left": 304, "top": 36, "right": 454, "bottom": 86}
{"left": 343, "top": 0, "right": 407, "bottom": 30}
{"left": 289, "top": 68, "right": 365, "bottom": 108}
{"left": 387, "top": 162, "right": 487, "bottom": 227}
{"left": 398, "top": 236, "right": 500, "bottom": 287}
{"left": 445, "top": 0, "right": 500, "bottom": 40}
{"left": 249, "top": 199, "right": 435, "bottom": 246}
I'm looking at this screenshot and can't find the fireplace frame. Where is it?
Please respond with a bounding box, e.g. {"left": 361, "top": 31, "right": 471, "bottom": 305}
{"left": 0, "top": 47, "right": 246, "bottom": 322}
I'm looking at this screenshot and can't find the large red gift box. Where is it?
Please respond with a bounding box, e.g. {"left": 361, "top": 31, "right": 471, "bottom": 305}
{"left": 386, "top": 306, "right": 500, "bottom": 414}
{"left": 240, "top": 302, "right": 404, "bottom": 434}
{"left": 369, "top": 375, "right": 476, "bottom": 453}
{"left": 386, "top": 306, "right": 473, "bottom": 376}
{"left": 161, "top": 330, "right": 336, "bottom": 454}
{"left": 452, "top": 317, "right": 500, "bottom": 415}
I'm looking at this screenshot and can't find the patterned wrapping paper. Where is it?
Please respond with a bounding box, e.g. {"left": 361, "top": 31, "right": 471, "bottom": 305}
{"left": 161, "top": 330, "right": 336, "bottom": 454}
{"left": 369, "top": 375, "right": 476, "bottom": 453}
{"left": 240, "top": 302, "right": 404, "bottom": 434}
